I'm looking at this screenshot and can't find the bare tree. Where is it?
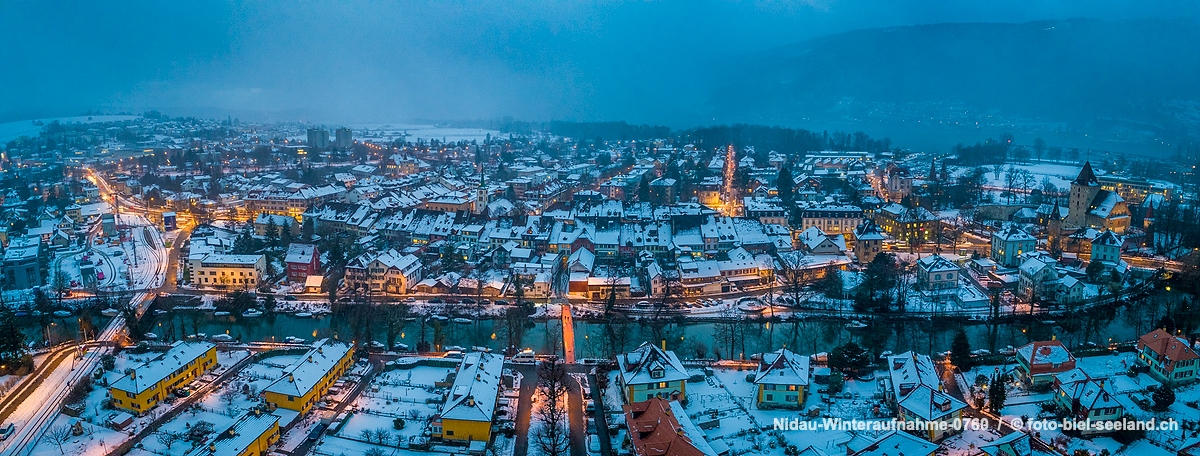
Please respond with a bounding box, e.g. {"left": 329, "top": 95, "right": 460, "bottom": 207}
{"left": 1004, "top": 165, "right": 1019, "bottom": 204}
{"left": 533, "top": 361, "right": 570, "bottom": 456}
{"left": 155, "top": 431, "right": 182, "bottom": 450}
{"left": 372, "top": 428, "right": 391, "bottom": 446}
{"left": 43, "top": 424, "right": 73, "bottom": 454}
{"left": 220, "top": 388, "right": 239, "bottom": 406}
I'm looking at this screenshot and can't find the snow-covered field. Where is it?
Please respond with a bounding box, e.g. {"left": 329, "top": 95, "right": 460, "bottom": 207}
{"left": 0, "top": 115, "right": 140, "bottom": 143}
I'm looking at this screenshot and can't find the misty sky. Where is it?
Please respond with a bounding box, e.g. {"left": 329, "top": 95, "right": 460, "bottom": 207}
{"left": 2, "top": 1, "right": 1197, "bottom": 125}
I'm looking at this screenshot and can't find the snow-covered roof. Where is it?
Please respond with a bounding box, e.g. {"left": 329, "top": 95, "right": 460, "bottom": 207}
{"left": 851, "top": 431, "right": 939, "bottom": 456}
{"left": 1016, "top": 340, "right": 1074, "bottom": 367}
{"left": 110, "top": 341, "right": 215, "bottom": 395}
{"left": 896, "top": 384, "right": 967, "bottom": 421}
{"left": 916, "top": 254, "right": 958, "bottom": 273}
{"left": 440, "top": 351, "right": 504, "bottom": 423}
{"left": 285, "top": 243, "right": 318, "bottom": 264}
{"left": 978, "top": 431, "right": 1031, "bottom": 456}
{"left": 1087, "top": 190, "right": 1125, "bottom": 218}
{"left": 993, "top": 224, "right": 1035, "bottom": 243}
{"left": 753, "top": 348, "right": 810, "bottom": 386}
{"left": 184, "top": 412, "right": 278, "bottom": 456}
{"left": 618, "top": 342, "right": 688, "bottom": 387}
{"left": 885, "top": 351, "right": 941, "bottom": 401}
{"left": 262, "top": 339, "right": 352, "bottom": 398}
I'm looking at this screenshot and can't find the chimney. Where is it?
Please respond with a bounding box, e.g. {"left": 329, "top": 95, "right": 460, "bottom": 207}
{"left": 288, "top": 373, "right": 295, "bottom": 383}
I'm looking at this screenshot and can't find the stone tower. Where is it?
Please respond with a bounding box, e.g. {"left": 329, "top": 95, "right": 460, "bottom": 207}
{"left": 1065, "top": 162, "right": 1100, "bottom": 228}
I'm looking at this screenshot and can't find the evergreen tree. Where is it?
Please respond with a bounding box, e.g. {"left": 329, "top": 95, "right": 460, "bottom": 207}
{"left": 0, "top": 307, "right": 26, "bottom": 362}
{"left": 302, "top": 217, "right": 315, "bottom": 240}
{"left": 776, "top": 163, "right": 794, "bottom": 204}
{"left": 1153, "top": 385, "right": 1176, "bottom": 411}
{"left": 988, "top": 370, "right": 1007, "bottom": 414}
{"left": 950, "top": 328, "right": 973, "bottom": 371}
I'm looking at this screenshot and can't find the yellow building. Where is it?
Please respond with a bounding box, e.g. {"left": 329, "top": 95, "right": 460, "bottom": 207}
{"left": 109, "top": 341, "right": 218, "bottom": 413}
{"left": 753, "top": 348, "right": 810, "bottom": 409}
{"left": 616, "top": 342, "right": 688, "bottom": 403}
{"left": 261, "top": 339, "right": 355, "bottom": 414}
{"left": 433, "top": 351, "right": 504, "bottom": 442}
{"left": 185, "top": 411, "right": 279, "bottom": 456}
{"left": 191, "top": 253, "right": 266, "bottom": 289}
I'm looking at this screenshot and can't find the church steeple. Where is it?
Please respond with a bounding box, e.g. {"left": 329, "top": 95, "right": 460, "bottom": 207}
{"left": 1072, "top": 161, "right": 1098, "bottom": 186}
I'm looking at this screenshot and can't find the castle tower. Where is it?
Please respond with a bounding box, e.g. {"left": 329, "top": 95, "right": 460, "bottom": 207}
{"left": 1065, "top": 161, "right": 1100, "bottom": 228}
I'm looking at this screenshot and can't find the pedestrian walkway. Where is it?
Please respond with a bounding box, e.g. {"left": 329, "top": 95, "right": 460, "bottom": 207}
{"left": 561, "top": 304, "right": 576, "bottom": 364}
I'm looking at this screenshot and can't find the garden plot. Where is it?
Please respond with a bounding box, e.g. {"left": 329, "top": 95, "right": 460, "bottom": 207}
{"left": 601, "top": 365, "right": 892, "bottom": 456}
{"left": 311, "top": 360, "right": 464, "bottom": 456}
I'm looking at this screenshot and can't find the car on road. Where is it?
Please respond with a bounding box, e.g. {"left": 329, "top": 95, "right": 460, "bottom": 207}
{"left": 495, "top": 300, "right": 509, "bottom": 306}
{"left": 0, "top": 423, "right": 14, "bottom": 441}
{"left": 461, "top": 298, "right": 476, "bottom": 304}
{"left": 635, "top": 300, "right": 651, "bottom": 308}
{"left": 511, "top": 349, "right": 537, "bottom": 364}
{"left": 429, "top": 298, "right": 444, "bottom": 304}
{"left": 284, "top": 295, "right": 298, "bottom": 301}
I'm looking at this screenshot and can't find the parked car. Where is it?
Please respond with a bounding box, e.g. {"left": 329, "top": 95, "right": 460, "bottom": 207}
{"left": 587, "top": 434, "right": 602, "bottom": 455}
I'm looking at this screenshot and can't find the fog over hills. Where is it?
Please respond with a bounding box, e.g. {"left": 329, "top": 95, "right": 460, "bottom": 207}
{"left": 703, "top": 19, "right": 1200, "bottom": 153}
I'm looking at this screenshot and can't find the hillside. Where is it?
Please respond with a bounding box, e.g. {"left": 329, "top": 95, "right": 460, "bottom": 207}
{"left": 704, "top": 19, "right": 1200, "bottom": 151}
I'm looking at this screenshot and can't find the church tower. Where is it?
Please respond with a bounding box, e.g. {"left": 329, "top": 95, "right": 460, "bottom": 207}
{"left": 473, "top": 171, "right": 488, "bottom": 215}
{"left": 1066, "top": 161, "right": 1100, "bottom": 228}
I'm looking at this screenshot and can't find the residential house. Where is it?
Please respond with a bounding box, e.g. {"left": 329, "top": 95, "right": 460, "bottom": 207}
{"left": 433, "top": 352, "right": 504, "bottom": 442}
{"left": 991, "top": 224, "right": 1037, "bottom": 268}
{"left": 752, "top": 348, "right": 810, "bottom": 409}
{"left": 184, "top": 411, "right": 279, "bottom": 456}
{"left": 1015, "top": 340, "right": 1076, "bottom": 387}
{"left": 882, "top": 352, "right": 966, "bottom": 441}
{"left": 1053, "top": 368, "right": 1124, "bottom": 435}
{"left": 617, "top": 342, "right": 688, "bottom": 403}
{"left": 109, "top": 342, "right": 218, "bottom": 413}
{"left": 1136, "top": 329, "right": 1200, "bottom": 385}
{"left": 284, "top": 243, "right": 320, "bottom": 283}
{"left": 623, "top": 397, "right": 718, "bottom": 456}
{"left": 261, "top": 339, "right": 355, "bottom": 414}
{"left": 916, "top": 255, "right": 959, "bottom": 292}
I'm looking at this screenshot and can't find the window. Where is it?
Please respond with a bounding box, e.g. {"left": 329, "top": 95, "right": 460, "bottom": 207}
{"left": 657, "top": 382, "right": 668, "bottom": 389}
{"left": 446, "top": 430, "right": 454, "bottom": 436}
{"left": 650, "top": 368, "right": 664, "bottom": 379}
{"left": 765, "top": 394, "right": 773, "bottom": 401}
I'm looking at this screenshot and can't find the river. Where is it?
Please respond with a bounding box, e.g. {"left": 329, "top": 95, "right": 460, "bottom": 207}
{"left": 130, "top": 289, "right": 1185, "bottom": 361}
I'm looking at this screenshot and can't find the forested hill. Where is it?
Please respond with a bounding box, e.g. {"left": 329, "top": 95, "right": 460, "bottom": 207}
{"left": 705, "top": 19, "right": 1200, "bottom": 143}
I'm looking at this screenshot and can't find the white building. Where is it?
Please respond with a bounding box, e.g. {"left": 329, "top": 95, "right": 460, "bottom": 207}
{"left": 991, "top": 224, "right": 1036, "bottom": 268}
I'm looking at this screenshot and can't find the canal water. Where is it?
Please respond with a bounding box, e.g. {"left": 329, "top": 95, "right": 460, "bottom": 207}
{"left": 132, "top": 290, "right": 1185, "bottom": 361}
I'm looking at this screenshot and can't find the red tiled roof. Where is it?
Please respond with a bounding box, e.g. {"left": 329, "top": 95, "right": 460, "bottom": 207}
{"left": 1139, "top": 329, "right": 1200, "bottom": 362}
{"left": 624, "top": 398, "right": 709, "bottom": 456}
